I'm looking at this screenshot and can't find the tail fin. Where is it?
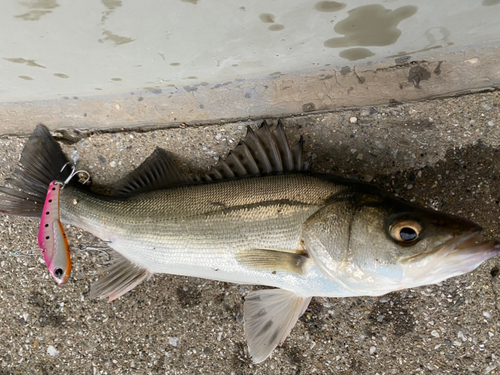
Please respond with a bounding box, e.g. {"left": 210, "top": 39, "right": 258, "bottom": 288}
{"left": 0, "top": 125, "right": 70, "bottom": 217}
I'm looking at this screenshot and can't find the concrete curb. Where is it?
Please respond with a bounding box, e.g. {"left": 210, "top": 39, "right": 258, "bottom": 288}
{"left": 0, "top": 44, "right": 499, "bottom": 136}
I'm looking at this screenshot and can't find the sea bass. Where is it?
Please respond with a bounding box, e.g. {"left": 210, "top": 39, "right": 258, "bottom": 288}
{"left": 0, "top": 122, "right": 498, "bottom": 363}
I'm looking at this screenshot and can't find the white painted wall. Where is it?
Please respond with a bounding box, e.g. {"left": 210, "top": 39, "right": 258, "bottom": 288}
{"left": 1, "top": 0, "right": 500, "bottom": 103}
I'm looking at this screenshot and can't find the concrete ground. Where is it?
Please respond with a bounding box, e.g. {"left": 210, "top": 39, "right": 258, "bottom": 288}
{"left": 0, "top": 91, "right": 499, "bottom": 374}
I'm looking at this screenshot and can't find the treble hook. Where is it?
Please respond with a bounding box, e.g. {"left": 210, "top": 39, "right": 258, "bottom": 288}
{"left": 60, "top": 162, "right": 91, "bottom": 187}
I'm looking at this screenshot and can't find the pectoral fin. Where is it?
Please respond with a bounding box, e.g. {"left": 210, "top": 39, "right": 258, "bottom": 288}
{"left": 244, "top": 288, "right": 312, "bottom": 363}
{"left": 235, "top": 249, "right": 309, "bottom": 274}
{"left": 90, "top": 252, "right": 152, "bottom": 302}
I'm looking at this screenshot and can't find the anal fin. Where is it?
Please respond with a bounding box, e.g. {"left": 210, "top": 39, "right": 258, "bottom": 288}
{"left": 244, "top": 288, "right": 311, "bottom": 363}
{"left": 90, "top": 253, "right": 152, "bottom": 302}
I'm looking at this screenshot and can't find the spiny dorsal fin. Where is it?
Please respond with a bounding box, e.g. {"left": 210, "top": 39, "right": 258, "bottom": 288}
{"left": 110, "top": 148, "right": 192, "bottom": 197}
{"left": 110, "top": 120, "right": 310, "bottom": 195}
{"left": 205, "top": 120, "right": 311, "bottom": 181}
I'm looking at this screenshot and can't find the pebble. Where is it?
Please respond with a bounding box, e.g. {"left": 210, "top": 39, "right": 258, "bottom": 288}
{"left": 457, "top": 331, "right": 466, "bottom": 341}
{"left": 47, "top": 345, "right": 59, "bottom": 356}
{"left": 483, "top": 311, "right": 491, "bottom": 319}
{"left": 169, "top": 337, "right": 179, "bottom": 347}
{"left": 110, "top": 161, "right": 117, "bottom": 168}
{"left": 349, "top": 117, "right": 357, "bottom": 124}
{"left": 431, "top": 330, "right": 440, "bottom": 338}
{"left": 487, "top": 120, "right": 494, "bottom": 126}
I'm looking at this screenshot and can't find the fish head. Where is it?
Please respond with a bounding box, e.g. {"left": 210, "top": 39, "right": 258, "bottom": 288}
{"left": 302, "top": 189, "right": 499, "bottom": 295}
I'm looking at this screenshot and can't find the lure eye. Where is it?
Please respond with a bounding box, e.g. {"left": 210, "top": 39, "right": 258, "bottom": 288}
{"left": 390, "top": 220, "right": 422, "bottom": 244}
{"left": 54, "top": 268, "right": 64, "bottom": 278}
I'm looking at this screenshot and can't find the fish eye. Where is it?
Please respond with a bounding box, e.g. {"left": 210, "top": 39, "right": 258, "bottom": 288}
{"left": 390, "top": 220, "right": 422, "bottom": 244}
{"left": 54, "top": 268, "right": 64, "bottom": 278}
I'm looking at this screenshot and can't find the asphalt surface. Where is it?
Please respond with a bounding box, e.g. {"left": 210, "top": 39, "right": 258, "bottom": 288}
{"left": 0, "top": 91, "right": 500, "bottom": 374}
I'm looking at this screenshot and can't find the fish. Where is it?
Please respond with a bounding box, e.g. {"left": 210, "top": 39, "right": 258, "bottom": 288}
{"left": 38, "top": 180, "right": 72, "bottom": 284}
{"left": 0, "top": 121, "right": 498, "bottom": 363}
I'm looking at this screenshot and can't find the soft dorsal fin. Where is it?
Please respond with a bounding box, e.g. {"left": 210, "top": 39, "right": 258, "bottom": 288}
{"left": 111, "top": 148, "right": 192, "bottom": 197}
{"left": 203, "top": 120, "right": 311, "bottom": 181}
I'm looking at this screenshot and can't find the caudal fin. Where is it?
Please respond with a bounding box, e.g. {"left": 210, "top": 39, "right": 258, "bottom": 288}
{"left": 0, "top": 125, "right": 70, "bottom": 217}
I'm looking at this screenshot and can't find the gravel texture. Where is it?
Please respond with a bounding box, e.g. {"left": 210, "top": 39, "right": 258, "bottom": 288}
{"left": 0, "top": 91, "right": 499, "bottom": 374}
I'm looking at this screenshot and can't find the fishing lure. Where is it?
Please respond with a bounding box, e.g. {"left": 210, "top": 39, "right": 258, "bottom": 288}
{"left": 38, "top": 181, "right": 71, "bottom": 284}
{"left": 37, "top": 164, "right": 90, "bottom": 284}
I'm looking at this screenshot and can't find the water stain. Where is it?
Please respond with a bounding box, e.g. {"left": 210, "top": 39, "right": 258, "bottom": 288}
{"left": 98, "top": 30, "right": 134, "bottom": 45}
{"left": 324, "top": 4, "right": 418, "bottom": 48}
{"left": 269, "top": 24, "right": 285, "bottom": 31}
{"left": 339, "top": 47, "right": 375, "bottom": 61}
{"left": 482, "top": 0, "right": 500, "bottom": 5}
{"left": 170, "top": 62, "right": 181, "bottom": 66}
{"left": 269, "top": 71, "right": 282, "bottom": 76}
{"left": 53, "top": 73, "right": 69, "bottom": 78}
{"left": 16, "top": 0, "right": 59, "bottom": 21}
{"left": 387, "top": 27, "right": 453, "bottom": 59}
{"left": 102, "top": 0, "right": 121, "bottom": 9}
{"left": 340, "top": 66, "right": 351, "bottom": 75}
{"left": 239, "top": 6, "right": 246, "bottom": 11}
{"left": 259, "top": 13, "right": 275, "bottom": 23}
{"left": 187, "top": 76, "right": 198, "bottom": 79}
{"left": 181, "top": 0, "right": 198, "bottom": 4}
{"left": 4, "top": 58, "right": 45, "bottom": 68}
{"left": 387, "top": 46, "right": 442, "bottom": 58}
{"left": 315, "top": 1, "right": 346, "bottom": 12}
{"left": 19, "top": 75, "right": 33, "bottom": 80}
{"left": 407, "top": 66, "right": 431, "bottom": 88}
{"left": 101, "top": 0, "right": 122, "bottom": 23}
{"left": 158, "top": 53, "right": 165, "bottom": 60}
{"left": 302, "top": 103, "right": 316, "bottom": 112}
{"left": 111, "top": 78, "right": 122, "bottom": 81}
{"left": 425, "top": 27, "right": 452, "bottom": 46}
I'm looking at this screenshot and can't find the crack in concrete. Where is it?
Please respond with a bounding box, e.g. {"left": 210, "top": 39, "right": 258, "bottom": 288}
{"left": 333, "top": 70, "right": 344, "bottom": 88}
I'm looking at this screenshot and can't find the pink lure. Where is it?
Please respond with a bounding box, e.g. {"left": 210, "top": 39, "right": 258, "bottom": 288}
{"left": 38, "top": 181, "right": 71, "bottom": 285}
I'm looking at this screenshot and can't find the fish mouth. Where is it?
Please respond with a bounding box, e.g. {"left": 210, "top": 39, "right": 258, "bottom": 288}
{"left": 444, "top": 230, "right": 500, "bottom": 262}
{"left": 404, "top": 230, "right": 500, "bottom": 283}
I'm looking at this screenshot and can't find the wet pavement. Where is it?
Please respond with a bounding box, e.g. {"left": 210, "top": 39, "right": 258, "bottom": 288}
{"left": 0, "top": 91, "right": 499, "bottom": 374}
